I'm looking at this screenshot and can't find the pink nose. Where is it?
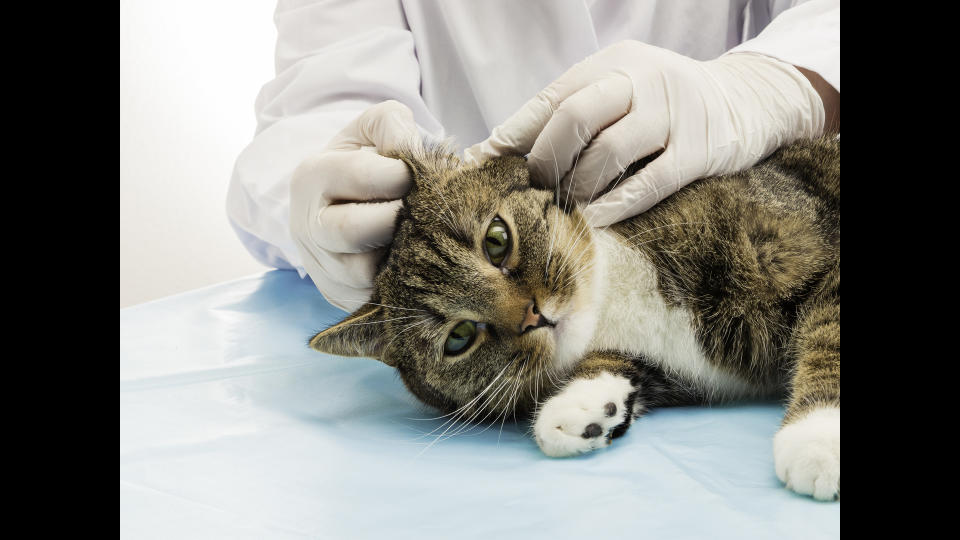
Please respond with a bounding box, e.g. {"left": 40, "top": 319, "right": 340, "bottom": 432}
{"left": 520, "top": 301, "right": 548, "bottom": 334}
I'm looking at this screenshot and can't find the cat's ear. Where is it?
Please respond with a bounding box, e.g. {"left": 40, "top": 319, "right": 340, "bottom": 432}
{"left": 394, "top": 152, "right": 427, "bottom": 184}
{"left": 309, "top": 302, "right": 394, "bottom": 366}
{"left": 388, "top": 143, "right": 461, "bottom": 190}
{"left": 393, "top": 151, "right": 434, "bottom": 192}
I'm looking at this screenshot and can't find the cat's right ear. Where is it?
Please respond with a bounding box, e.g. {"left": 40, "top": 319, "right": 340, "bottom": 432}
{"left": 309, "top": 302, "right": 395, "bottom": 366}
{"left": 388, "top": 142, "right": 461, "bottom": 191}
{"left": 393, "top": 151, "right": 430, "bottom": 190}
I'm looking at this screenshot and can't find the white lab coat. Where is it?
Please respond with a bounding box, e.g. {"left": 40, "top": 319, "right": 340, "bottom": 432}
{"left": 227, "top": 0, "right": 839, "bottom": 277}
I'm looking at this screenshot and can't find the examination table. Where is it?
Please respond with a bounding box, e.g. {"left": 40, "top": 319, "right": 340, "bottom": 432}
{"left": 120, "top": 270, "right": 840, "bottom": 539}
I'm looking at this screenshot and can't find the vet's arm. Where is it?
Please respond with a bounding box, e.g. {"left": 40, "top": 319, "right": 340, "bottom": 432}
{"left": 464, "top": 0, "right": 839, "bottom": 228}
{"left": 227, "top": 0, "right": 439, "bottom": 311}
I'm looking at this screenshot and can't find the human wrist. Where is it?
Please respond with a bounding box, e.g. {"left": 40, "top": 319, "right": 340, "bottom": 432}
{"left": 793, "top": 65, "right": 840, "bottom": 134}
{"left": 712, "top": 52, "right": 825, "bottom": 151}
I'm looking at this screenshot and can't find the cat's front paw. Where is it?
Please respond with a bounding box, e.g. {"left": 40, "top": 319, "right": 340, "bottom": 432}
{"left": 774, "top": 406, "right": 840, "bottom": 501}
{"left": 533, "top": 372, "right": 636, "bottom": 457}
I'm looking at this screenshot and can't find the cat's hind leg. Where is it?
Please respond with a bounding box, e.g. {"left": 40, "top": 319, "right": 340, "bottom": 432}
{"left": 775, "top": 294, "right": 841, "bottom": 501}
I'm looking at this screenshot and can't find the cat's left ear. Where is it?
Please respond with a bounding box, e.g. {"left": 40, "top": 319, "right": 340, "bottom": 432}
{"left": 309, "top": 302, "right": 393, "bottom": 365}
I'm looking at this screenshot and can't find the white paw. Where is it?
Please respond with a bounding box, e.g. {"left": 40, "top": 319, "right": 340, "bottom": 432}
{"left": 533, "top": 372, "right": 634, "bottom": 457}
{"left": 774, "top": 406, "right": 840, "bottom": 501}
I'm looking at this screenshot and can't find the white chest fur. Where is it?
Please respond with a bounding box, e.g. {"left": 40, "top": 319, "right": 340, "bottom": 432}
{"left": 587, "top": 231, "right": 754, "bottom": 400}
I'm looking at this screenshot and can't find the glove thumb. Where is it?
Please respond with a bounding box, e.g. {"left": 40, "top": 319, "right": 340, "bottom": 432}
{"left": 581, "top": 151, "right": 680, "bottom": 228}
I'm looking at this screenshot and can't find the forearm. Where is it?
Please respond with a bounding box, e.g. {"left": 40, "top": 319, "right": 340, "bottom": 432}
{"left": 796, "top": 66, "right": 840, "bottom": 134}
{"left": 724, "top": 0, "right": 840, "bottom": 134}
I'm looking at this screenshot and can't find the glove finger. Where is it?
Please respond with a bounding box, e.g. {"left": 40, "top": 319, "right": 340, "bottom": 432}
{"left": 298, "top": 258, "right": 374, "bottom": 313}
{"left": 581, "top": 151, "right": 682, "bottom": 227}
{"left": 296, "top": 150, "right": 413, "bottom": 203}
{"left": 526, "top": 72, "right": 633, "bottom": 189}
{"left": 311, "top": 199, "right": 404, "bottom": 254}
{"left": 329, "top": 100, "right": 422, "bottom": 153}
{"left": 463, "top": 51, "right": 614, "bottom": 165}
{"left": 301, "top": 244, "right": 386, "bottom": 291}
{"left": 560, "top": 109, "right": 669, "bottom": 204}
{"left": 463, "top": 90, "right": 559, "bottom": 165}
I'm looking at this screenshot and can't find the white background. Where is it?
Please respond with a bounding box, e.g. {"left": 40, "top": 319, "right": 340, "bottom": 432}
{"left": 120, "top": 0, "right": 277, "bottom": 308}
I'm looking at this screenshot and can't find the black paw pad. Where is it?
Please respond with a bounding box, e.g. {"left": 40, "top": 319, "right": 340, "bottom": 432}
{"left": 582, "top": 423, "right": 603, "bottom": 439}
{"left": 604, "top": 402, "right": 617, "bottom": 417}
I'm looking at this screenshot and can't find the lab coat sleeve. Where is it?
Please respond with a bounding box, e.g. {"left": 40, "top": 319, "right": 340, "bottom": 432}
{"left": 727, "top": 0, "right": 840, "bottom": 92}
{"left": 226, "top": 0, "right": 443, "bottom": 275}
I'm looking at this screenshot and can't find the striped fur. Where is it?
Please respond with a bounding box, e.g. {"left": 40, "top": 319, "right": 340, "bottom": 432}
{"left": 309, "top": 137, "right": 840, "bottom": 497}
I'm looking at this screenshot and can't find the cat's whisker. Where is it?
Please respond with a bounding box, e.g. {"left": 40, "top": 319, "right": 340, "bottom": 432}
{"left": 597, "top": 181, "right": 664, "bottom": 234}
{"left": 415, "top": 380, "right": 508, "bottom": 448}
{"left": 623, "top": 221, "right": 710, "bottom": 242}
{"left": 544, "top": 133, "right": 562, "bottom": 281}
{"left": 438, "top": 372, "right": 517, "bottom": 441}
{"left": 552, "top": 216, "right": 594, "bottom": 285}
{"left": 447, "top": 376, "right": 513, "bottom": 439}
{"left": 448, "top": 353, "right": 525, "bottom": 440}
{"left": 510, "top": 355, "right": 533, "bottom": 425}
{"left": 432, "top": 374, "right": 513, "bottom": 441}
{"left": 411, "top": 175, "right": 461, "bottom": 234}
{"left": 325, "top": 299, "right": 428, "bottom": 314}
{"left": 417, "top": 353, "right": 520, "bottom": 447}
{"left": 553, "top": 222, "right": 597, "bottom": 287}
{"left": 560, "top": 261, "right": 596, "bottom": 291}
{"left": 417, "top": 185, "right": 459, "bottom": 233}
{"left": 504, "top": 355, "right": 532, "bottom": 437}
{"left": 335, "top": 314, "right": 426, "bottom": 327}
{"left": 550, "top": 149, "right": 613, "bottom": 277}
{"left": 383, "top": 318, "right": 434, "bottom": 356}
{"left": 584, "top": 149, "right": 612, "bottom": 206}
{"left": 552, "top": 157, "right": 608, "bottom": 282}
{"left": 546, "top": 206, "right": 564, "bottom": 288}
{"left": 532, "top": 356, "right": 542, "bottom": 408}
{"left": 405, "top": 360, "right": 513, "bottom": 424}
{"left": 428, "top": 182, "right": 461, "bottom": 234}
{"left": 561, "top": 125, "right": 588, "bottom": 214}
{"left": 555, "top": 250, "right": 594, "bottom": 289}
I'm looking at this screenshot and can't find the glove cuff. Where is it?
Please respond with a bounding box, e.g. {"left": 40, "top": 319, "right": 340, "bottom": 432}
{"left": 709, "top": 52, "right": 825, "bottom": 156}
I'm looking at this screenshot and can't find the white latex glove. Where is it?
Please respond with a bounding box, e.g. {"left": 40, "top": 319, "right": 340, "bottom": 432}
{"left": 464, "top": 41, "right": 825, "bottom": 227}
{"left": 290, "top": 101, "right": 421, "bottom": 311}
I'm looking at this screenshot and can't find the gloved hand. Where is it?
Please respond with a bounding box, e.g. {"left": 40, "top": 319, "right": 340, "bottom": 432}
{"left": 464, "top": 41, "right": 825, "bottom": 227}
{"left": 290, "top": 100, "right": 421, "bottom": 311}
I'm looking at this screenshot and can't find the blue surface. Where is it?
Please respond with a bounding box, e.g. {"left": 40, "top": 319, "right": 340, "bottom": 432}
{"left": 120, "top": 270, "right": 839, "bottom": 539}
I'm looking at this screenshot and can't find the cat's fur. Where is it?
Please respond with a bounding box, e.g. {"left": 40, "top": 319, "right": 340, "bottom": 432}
{"left": 310, "top": 137, "right": 840, "bottom": 501}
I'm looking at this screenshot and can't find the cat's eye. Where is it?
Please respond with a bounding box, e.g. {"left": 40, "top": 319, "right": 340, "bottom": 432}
{"left": 444, "top": 320, "right": 477, "bottom": 355}
{"left": 484, "top": 217, "right": 510, "bottom": 266}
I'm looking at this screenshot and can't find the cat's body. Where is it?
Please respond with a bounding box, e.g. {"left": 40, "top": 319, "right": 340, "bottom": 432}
{"left": 604, "top": 137, "right": 839, "bottom": 402}
{"left": 585, "top": 230, "right": 758, "bottom": 399}
{"left": 310, "top": 137, "right": 840, "bottom": 501}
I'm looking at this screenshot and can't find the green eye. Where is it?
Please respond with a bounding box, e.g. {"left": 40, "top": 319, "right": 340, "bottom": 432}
{"left": 444, "top": 320, "right": 477, "bottom": 355}
{"left": 484, "top": 217, "right": 510, "bottom": 265}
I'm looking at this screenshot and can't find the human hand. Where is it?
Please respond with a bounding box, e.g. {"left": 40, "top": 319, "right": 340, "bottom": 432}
{"left": 464, "top": 41, "right": 825, "bottom": 226}
{"left": 290, "top": 101, "right": 421, "bottom": 311}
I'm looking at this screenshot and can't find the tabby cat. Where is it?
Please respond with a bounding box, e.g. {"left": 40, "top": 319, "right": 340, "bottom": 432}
{"left": 309, "top": 137, "right": 840, "bottom": 501}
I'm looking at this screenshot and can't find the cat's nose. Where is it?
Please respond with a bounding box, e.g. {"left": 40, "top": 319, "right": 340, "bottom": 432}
{"left": 520, "top": 301, "right": 552, "bottom": 334}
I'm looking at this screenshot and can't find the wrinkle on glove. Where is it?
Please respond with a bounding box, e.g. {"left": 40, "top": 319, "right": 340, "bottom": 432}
{"left": 290, "top": 101, "right": 423, "bottom": 311}
{"left": 465, "top": 41, "right": 824, "bottom": 228}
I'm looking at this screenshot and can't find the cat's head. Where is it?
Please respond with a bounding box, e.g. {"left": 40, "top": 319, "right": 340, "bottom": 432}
{"left": 309, "top": 146, "right": 602, "bottom": 417}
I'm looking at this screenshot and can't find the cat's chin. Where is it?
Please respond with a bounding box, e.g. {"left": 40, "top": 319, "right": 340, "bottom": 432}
{"left": 543, "top": 267, "right": 603, "bottom": 374}
{"left": 549, "top": 306, "right": 599, "bottom": 372}
{"left": 543, "top": 225, "right": 607, "bottom": 375}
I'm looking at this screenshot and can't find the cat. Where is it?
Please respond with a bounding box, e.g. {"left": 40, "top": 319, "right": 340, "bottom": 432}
{"left": 309, "top": 137, "right": 840, "bottom": 501}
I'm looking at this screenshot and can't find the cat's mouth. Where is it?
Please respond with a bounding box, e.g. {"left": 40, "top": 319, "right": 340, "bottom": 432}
{"left": 535, "top": 219, "right": 605, "bottom": 374}
{"left": 536, "top": 304, "right": 596, "bottom": 373}
{"left": 520, "top": 314, "right": 555, "bottom": 335}
{"left": 540, "top": 262, "right": 605, "bottom": 371}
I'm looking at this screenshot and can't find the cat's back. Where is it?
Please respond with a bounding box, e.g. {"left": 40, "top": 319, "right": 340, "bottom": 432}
{"left": 610, "top": 137, "right": 840, "bottom": 387}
